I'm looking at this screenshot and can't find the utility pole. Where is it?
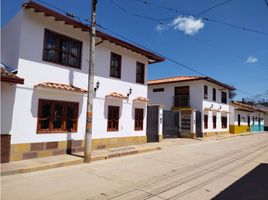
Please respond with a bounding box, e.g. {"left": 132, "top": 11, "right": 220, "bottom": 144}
{"left": 84, "top": 0, "right": 97, "bottom": 163}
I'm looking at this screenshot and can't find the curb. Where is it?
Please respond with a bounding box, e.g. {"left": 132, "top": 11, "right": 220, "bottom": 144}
{"left": 1, "top": 146, "right": 161, "bottom": 176}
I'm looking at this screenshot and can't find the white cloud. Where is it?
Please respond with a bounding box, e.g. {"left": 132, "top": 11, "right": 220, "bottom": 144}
{"left": 171, "top": 16, "right": 205, "bottom": 35}
{"left": 155, "top": 15, "right": 205, "bottom": 35}
{"left": 155, "top": 24, "right": 168, "bottom": 32}
{"left": 246, "top": 56, "right": 258, "bottom": 64}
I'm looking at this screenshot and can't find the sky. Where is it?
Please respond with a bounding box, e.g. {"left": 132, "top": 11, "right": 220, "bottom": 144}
{"left": 1, "top": 0, "right": 268, "bottom": 100}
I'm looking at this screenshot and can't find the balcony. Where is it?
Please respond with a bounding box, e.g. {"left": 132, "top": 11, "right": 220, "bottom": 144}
{"left": 173, "top": 95, "right": 190, "bottom": 108}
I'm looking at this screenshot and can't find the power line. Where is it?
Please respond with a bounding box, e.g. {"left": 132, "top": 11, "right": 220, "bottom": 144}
{"left": 196, "top": 0, "right": 234, "bottom": 16}
{"left": 32, "top": 0, "right": 258, "bottom": 97}
{"left": 110, "top": 0, "right": 161, "bottom": 22}
{"left": 96, "top": 24, "right": 258, "bottom": 97}
{"left": 109, "top": 0, "right": 268, "bottom": 68}
{"left": 119, "top": 0, "right": 268, "bottom": 36}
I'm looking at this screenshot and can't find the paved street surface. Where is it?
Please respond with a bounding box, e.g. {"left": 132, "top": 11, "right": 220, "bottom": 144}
{"left": 2, "top": 133, "right": 268, "bottom": 200}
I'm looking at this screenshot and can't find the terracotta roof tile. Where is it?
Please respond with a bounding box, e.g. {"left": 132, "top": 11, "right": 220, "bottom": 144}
{"left": 231, "top": 101, "right": 265, "bottom": 113}
{"left": 148, "top": 76, "right": 235, "bottom": 90}
{"left": 1, "top": 67, "right": 24, "bottom": 84}
{"left": 106, "top": 92, "right": 128, "bottom": 100}
{"left": 34, "top": 82, "right": 87, "bottom": 93}
{"left": 133, "top": 96, "right": 150, "bottom": 103}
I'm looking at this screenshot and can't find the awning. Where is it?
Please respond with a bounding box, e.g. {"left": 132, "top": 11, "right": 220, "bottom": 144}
{"left": 105, "top": 92, "right": 127, "bottom": 100}
{"left": 34, "top": 82, "right": 87, "bottom": 93}
{"left": 133, "top": 96, "right": 150, "bottom": 103}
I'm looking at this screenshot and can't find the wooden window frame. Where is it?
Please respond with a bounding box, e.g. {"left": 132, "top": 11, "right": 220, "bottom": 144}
{"left": 247, "top": 116, "right": 250, "bottom": 127}
{"left": 213, "top": 115, "right": 217, "bottom": 129}
{"left": 204, "top": 114, "right": 208, "bottom": 129}
{"left": 221, "top": 116, "right": 227, "bottom": 128}
{"left": 107, "top": 106, "right": 120, "bottom": 132}
{"left": 153, "top": 88, "right": 164, "bottom": 92}
{"left": 204, "top": 85, "right": 208, "bottom": 99}
{"left": 136, "top": 62, "right": 145, "bottom": 84}
{"left": 110, "top": 52, "right": 122, "bottom": 79}
{"left": 37, "top": 99, "right": 79, "bottom": 133}
{"left": 212, "top": 88, "right": 216, "bottom": 101}
{"left": 221, "top": 91, "right": 227, "bottom": 104}
{"left": 43, "top": 29, "right": 82, "bottom": 69}
{"left": 134, "top": 108, "right": 144, "bottom": 131}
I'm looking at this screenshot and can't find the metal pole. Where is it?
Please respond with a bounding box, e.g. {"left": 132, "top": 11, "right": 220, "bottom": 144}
{"left": 84, "top": 0, "right": 97, "bottom": 163}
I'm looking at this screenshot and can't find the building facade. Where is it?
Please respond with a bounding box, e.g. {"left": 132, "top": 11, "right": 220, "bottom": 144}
{"left": 229, "top": 102, "right": 265, "bottom": 134}
{"left": 1, "top": 1, "right": 164, "bottom": 162}
{"left": 148, "top": 76, "right": 235, "bottom": 138}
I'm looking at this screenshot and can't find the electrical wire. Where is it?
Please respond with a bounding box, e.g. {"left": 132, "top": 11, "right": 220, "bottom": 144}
{"left": 265, "top": 0, "right": 268, "bottom": 7}
{"left": 97, "top": 23, "right": 258, "bottom": 97}
{"left": 196, "top": 0, "right": 234, "bottom": 16}
{"left": 121, "top": 0, "right": 268, "bottom": 36}
{"left": 109, "top": 0, "right": 268, "bottom": 68}
{"left": 32, "top": 0, "right": 259, "bottom": 97}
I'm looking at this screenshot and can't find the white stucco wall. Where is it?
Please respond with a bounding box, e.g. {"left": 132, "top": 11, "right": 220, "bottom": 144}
{"left": 3, "top": 8, "right": 150, "bottom": 144}
{"left": 1, "top": 10, "right": 22, "bottom": 68}
{"left": 148, "top": 79, "right": 231, "bottom": 133}
{"left": 1, "top": 83, "right": 17, "bottom": 135}
{"left": 148, "top": 81, "right": 203, "bottom": 111}
{"left": 229, "top": 105, "right": 264, "bottom": 126}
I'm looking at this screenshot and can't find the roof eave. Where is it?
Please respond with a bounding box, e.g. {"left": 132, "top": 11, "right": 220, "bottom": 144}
{"left": 23, "top": 1, "right": 165, "bottom": 63}
{"left": 1, "top": 76, "right": 24, "bottom": 84}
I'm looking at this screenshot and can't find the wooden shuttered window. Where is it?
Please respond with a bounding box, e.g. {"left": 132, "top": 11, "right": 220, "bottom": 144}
{"left": 221, "top": 116, "right": 227, "bottom": 128}
{"left": 204, "top": 114, "right": 208, "bottom": 129}
{"left": 43, "top": 29, "right": 82, "bottom": 69}
{"left": 107, "top": 106, "right": 120, "bottom": 131}
{"left": 135, "top": 108, "right": 144, "bottom": 131}
{"left": 221, "top": 91, "right": 227, "bottom": 103}
{"left": 110, "top": 52, "right": 121, "bottom": 79}
{"left": 136, "top": 62, "right": 145, "bottom": 84}
{"left": 37, "top": 99, "right": 78, "bottom": 133}
{"left": 204, "top": 85, "right": 208, "bottom": 99}
{"left": 213, "top": 116, "right": 217, "bottom": 129}
{"left": 213, "top": 88, "right": 216, "bottom": 101}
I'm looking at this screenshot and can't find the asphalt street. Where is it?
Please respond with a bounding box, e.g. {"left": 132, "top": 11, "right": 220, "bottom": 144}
{"left": 1, "top": 133, "right": 268, "bottom": 200}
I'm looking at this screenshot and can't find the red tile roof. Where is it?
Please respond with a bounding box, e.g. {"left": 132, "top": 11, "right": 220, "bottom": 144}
{"left": 0, "top": 67, "right": 24, "bottom": 84}
{"left": 231, "top": 101, "right": 265, "bottom": 113}
{"left": 34, "top": 82, "right": 87, "bottom": 93}
{"left": 148, "top": 76, "right": 235, "bottom": 90}
{"left": 106, "top": 92, "right": 128, "bottom": 100}
{"left": 23, "top": 1, "right": 164, "bottom": 64}
{"left": 133, "top": 96, "right": 150, "bottom": 103}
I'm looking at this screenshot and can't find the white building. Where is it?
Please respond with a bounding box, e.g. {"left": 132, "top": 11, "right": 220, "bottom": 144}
{"left": 1, "top": 1, "right": 164, "bottom": 162}
{"left": 148, "top": 76, "right": 235, "bottom": 138}
{"left": 229, "top": 101, "right": 265, "bottom": 134}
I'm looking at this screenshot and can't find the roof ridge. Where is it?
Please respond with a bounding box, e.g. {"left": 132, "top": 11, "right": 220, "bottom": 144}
{"left": 148, "top": 75, "right": 206, "bottom": 82}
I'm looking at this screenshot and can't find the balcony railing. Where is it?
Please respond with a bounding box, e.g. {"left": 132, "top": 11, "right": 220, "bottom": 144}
{"left": 173, "top": 95, "right": 190, "bottom": 107}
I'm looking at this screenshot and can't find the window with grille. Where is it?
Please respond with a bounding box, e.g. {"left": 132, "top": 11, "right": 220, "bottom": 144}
{"left": 43, "top": 29, "right": 82, "bottom": 69}
{"left": 221, "top": 116, "right": 227, "bottom": 128}
{"left": 204, "top": 85, "right": 208, "bottom": 99}
{"left": 107, "top": 106, "right": 120, "bottom": 131}
{"left": 37, "top": 99, "right": 78, "bottom": 133}
{"left": 135, "top": 108, "right": 144, "bottom": 131}
{"left": 110, "top": 52, "right": 121, "bottom": 79}
{"left": 136, "top": 62, "right": 145, "bottom": 84}
{"left": 213, "top": 115, "right": 217, "bottom": 129}
{"left": 204, "top": 115, "right": 208, "bottom": 129}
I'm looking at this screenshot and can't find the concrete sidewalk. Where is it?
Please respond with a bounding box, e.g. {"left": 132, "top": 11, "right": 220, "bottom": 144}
{"left": 2, "top": 133, "right": 263, "bottom": 176}
{"left": 196, "top": 132, "right": 253, "bottom": 141}
{"left": 1, "top": 142, "right": 161, "bottom": 176}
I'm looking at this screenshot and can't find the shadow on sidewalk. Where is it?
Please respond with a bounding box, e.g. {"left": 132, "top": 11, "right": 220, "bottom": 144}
{"left": 212, "top": 163, "right": 268, "bottom": 200}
